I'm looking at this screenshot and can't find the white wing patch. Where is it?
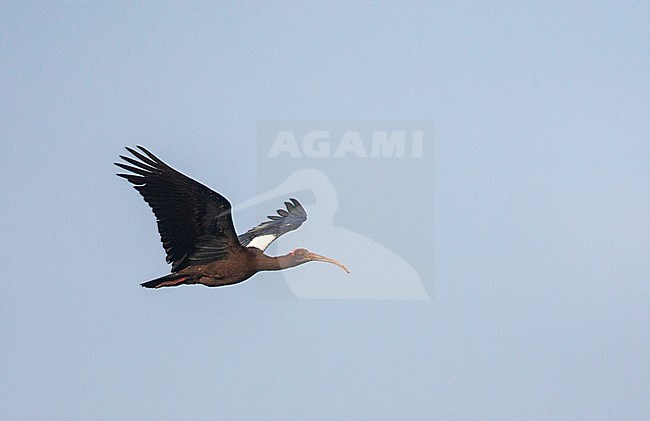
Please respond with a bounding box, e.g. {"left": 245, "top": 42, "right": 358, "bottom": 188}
{"left": 245, "top": 234, "right": 277, "bottom": 251}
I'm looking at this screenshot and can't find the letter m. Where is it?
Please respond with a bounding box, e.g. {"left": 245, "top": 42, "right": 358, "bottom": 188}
{"left": 371, "top": 131, "right": 406, "bottom": 158}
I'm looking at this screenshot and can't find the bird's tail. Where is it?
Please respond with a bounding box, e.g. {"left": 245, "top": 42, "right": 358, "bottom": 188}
{"left": 141, "top": 273, "right": 195, "bottom": 289}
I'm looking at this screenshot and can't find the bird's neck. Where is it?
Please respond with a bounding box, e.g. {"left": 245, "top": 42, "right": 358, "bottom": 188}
{"left": 254, "top": 252, "right": 300, "bottom": 272}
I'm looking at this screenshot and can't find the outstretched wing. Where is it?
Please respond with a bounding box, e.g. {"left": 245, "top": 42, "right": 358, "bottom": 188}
{"left": 115, "top": 146, "right": 241, "bottom": 272}
{"left": 238, "top": 198, "right": 307, "bottom": 252}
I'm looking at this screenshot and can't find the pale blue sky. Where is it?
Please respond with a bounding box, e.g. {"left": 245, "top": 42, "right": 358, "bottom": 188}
{"left": 1, "top": 2, "right": 649, "bottom": 419}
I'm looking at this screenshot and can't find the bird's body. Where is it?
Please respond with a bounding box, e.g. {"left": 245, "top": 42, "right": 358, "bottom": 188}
{"left": 115, "top": 146, "right": 348, "bottom": 288}
{"left": 142, "top": 247, "right": 314, "bottom": 288}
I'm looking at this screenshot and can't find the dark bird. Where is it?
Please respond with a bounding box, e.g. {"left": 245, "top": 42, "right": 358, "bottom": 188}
{"left": 115, "top": 146, "right": 349, "bottom": 288}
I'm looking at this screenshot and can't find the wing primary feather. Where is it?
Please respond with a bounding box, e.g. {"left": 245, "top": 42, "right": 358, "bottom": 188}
{"left": 136, "top": 145, "right": 168, "bottom": 166}
{"left": 119, "top": 155, "right": 157, "bottom": 171}
{"left": 290, "top": 198, "right": 305, "bottom": 214}
{"left": 124, "top": 146, "right": 159, "bottom": 167}
{"left": 114, "top": 163, "right": 150, "bottom": 176}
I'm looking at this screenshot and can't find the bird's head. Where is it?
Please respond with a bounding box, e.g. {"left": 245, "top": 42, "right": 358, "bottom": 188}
{"left": 290, "top": 248, "right": 350, "bottom": 273}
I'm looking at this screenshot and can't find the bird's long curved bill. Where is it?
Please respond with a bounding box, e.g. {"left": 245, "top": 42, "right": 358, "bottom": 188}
{"left": 307, "top": 252, "right": 350, "bottom": 273}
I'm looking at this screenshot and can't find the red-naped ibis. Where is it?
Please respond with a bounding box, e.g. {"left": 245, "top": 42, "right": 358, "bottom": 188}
{"left": 115, "top": 146, "right": 349, "bottom": 288}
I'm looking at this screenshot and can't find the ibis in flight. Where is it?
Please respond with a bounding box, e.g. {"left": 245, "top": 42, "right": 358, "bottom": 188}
{"left": 115, "top": 146, "right": 349, "bottom": 288}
